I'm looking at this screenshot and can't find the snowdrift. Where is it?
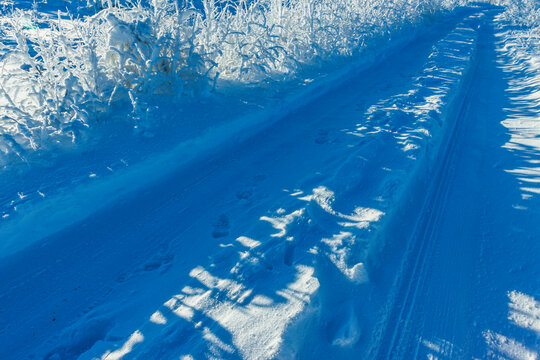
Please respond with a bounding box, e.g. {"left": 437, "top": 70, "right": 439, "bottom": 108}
{"left": 0, "top": 0, "right": 466, "bottom": 165}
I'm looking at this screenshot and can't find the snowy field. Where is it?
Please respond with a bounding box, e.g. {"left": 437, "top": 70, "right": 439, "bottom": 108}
{"left": 0, "top": 0, "right": 539, "bottom": 359}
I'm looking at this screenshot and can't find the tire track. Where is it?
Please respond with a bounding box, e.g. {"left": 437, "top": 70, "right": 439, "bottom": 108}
{"left": 371, "top": 14, "right": 486, "bottom": 360}
{"left": 383, "top": 92, "right": 473, "bottom": 360}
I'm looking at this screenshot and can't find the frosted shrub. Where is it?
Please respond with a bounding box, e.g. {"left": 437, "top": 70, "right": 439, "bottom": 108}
{"left": 502, "top": 0, "right": 540, "bottom": 28}
{"left": 0, "top": 0, "right": 463, "bottom": 162}
{"left": 500, "top": 0, "right": 540, "bottom": 55}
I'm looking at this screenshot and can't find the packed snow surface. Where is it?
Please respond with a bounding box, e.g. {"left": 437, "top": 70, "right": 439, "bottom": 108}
{"left": 0, "top": 1, "right": 539, "bottom": 360}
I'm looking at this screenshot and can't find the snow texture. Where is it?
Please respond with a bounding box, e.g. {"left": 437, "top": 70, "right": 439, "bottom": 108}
{"left": 0, "top": 1, "right": 539, "bottom": 360}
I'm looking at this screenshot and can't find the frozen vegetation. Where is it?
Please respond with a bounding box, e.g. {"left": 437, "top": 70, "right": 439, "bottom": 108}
{"left": 0, "top": 0, "right": 465, "bottom": 165}
{"left": 498, "top": 0, "right": 539, "bottom": 55}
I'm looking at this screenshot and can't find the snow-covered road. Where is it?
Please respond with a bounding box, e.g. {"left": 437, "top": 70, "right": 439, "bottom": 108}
{"left": 0, "top": 3, "right": 538, "bottom": 360}
{"left": 372, "top": 9, "right": 540, "bottom": 359}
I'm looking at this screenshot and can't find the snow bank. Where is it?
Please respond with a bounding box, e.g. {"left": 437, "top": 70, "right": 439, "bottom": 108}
{"left": 0, "top": 0, "right": 468, "bottom": 165}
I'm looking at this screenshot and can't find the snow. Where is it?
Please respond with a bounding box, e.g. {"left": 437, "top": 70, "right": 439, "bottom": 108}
{"left": 0, "top": 1, "right": 539, "bottom": 360}
{"left": 0, "top": 0, "right": 468, "bottom": 166}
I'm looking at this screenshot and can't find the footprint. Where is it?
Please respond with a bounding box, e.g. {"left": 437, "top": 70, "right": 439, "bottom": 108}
{"left": 44, "top": 317, "right": 113, "bottom": 360}
{"left": 284, "top": 242, "right": 295, "bottom": 266}
{"left": 212, "top": 214, "right": 230, "bottom": 238}
{"left": 315, "top": 129, "right": 329, "bottom": 144}
{"left": 236, "top": 188, "right": 253, "bottom": 200}
{"left": 142, "top": 252, "right": 174, "bottom": 273}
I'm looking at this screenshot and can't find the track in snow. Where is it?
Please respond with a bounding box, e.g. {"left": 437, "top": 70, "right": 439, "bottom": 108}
{"left": 371, "top": 7, "right": 540, "bottom": 360}
{"left": 373, "top": 20, "right": 481, "bottom": 360}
